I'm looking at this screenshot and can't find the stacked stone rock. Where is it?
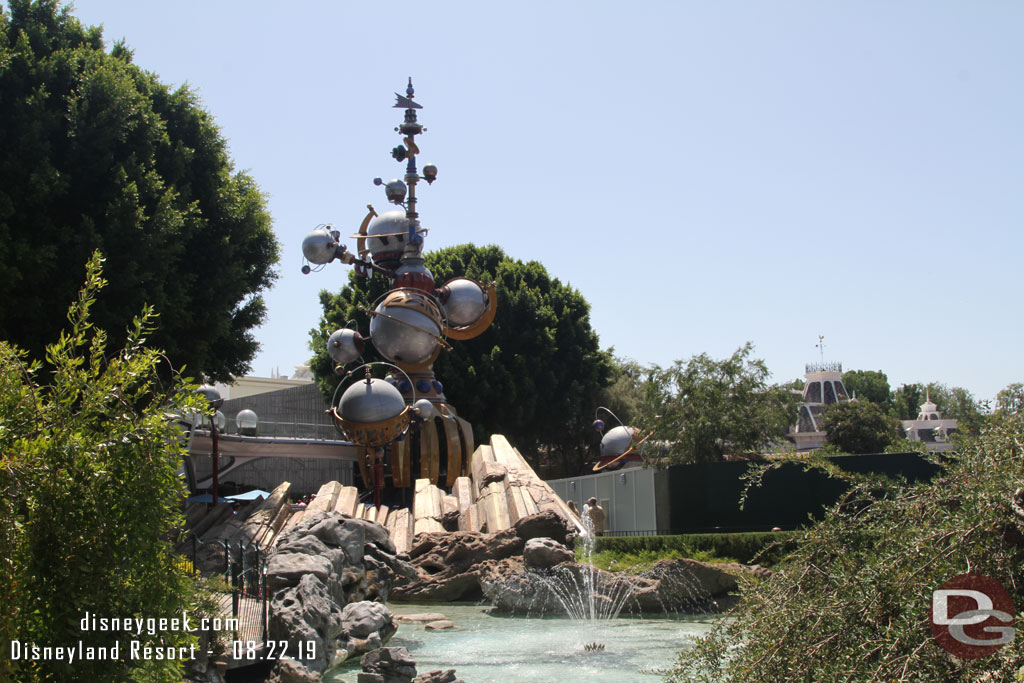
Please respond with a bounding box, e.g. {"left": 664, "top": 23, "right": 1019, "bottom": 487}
{"left": 266, "top": 512, "right": 417, "bottom": 679}
{"left": 358, "top": 646, "right": 464, "bottom": 683}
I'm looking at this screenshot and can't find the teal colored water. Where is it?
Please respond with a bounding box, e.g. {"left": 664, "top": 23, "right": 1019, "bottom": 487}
{"left": 325, "top": 602, "right": 718, "bottom": 683}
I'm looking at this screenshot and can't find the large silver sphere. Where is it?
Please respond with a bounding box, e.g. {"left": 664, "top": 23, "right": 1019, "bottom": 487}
{"left": 441, "top": 278, "right": 488, "bottom": 327}
{"left": 600, "top": 426, "right": 637, "bottom": 459}
{"left": 369, "top": 294, "right": 442, "bottom": 365}
{"left": 235, "top": 409, "right": 259, "bottom": 436}
{"left": 302, "top": 229, "right": 336, "bottom": 265}
{"left": 327, "top": 328, "right": 364, "bottom": 364}
{"left": 365, "top": 210, "right": 410, "bottom": 259}
{"left": 339, "top": 378, "right": 406, "bottom": 424}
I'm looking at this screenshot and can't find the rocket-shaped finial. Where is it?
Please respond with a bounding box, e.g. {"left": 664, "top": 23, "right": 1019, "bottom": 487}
{"left": 394, "top": 78, "right": 422, "bottom": 109}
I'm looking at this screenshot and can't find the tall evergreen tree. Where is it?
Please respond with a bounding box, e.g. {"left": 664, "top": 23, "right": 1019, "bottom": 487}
{"left": 0, "top": 0, "right": 279, "bottom": 381}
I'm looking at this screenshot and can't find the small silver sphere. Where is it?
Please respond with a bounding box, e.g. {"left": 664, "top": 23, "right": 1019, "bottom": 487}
{"left": 600, "top": 426, "right": 637, "bottom": 459}
{"left": 339, "top": 378, "right": 406, "bottom": 424}
{"left": 441, "top": 278, "right": 488, "bottom": 327}
{"left": 327, "top": 328, "right": 364, "bottom": 364}
{"left": 302, "top": 229, "right": 337, "bottom": 265}
{"left": 413, "top": 399, "right": 436, "bottom": 420}
{"left": 385, "top": 179, "right": 407, "bottom": 204}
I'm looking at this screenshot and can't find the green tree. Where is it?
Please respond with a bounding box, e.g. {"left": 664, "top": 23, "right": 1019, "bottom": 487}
{"left": 637, "top": 343, "right": 800, "bottom": 464}
{"left": 995, "top": 382, "right": 1023, "bottom": 416}
{"left": 890, "top": 382, "right": 926, "bottom": 420}
{"left": 595, "top": 356, "right": 646, "bottom": 427}
{"left": 821, "top": 400, "right": 902, "bottom": 454}
{"left": 842, "top": 369, "right": 892, "bottom": 408}
{"left": 0, "top": 0, "right": 279, "bottom": 382}
{"left": 310, "top": 244, "right": 613, "bottom": 476}
{"left": 925, "top": 382, "right": 986, "bottom": 435}
{"left": 0, "top": 252, "right": 200, "bottom": 682}
{"left": 669, "top": 414, "right": 1024, "bottom": 683}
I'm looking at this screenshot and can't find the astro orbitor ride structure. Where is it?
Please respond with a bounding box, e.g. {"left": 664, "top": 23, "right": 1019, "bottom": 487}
{"left": 301, "top": 80, "right": 496, "bottom": 506}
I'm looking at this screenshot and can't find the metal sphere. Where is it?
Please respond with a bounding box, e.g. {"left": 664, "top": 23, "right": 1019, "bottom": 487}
{"left": 338, "top": 378, "right": 406, "bottom": 424}
{"left": 385, "top": 179, "right": 407, "bottom": 204}
{"left": 600, "top": 426, "right": 637, "bottom": 459}
{"left": 413, "top": 399, "right": 436, "bottom": 420}
{"left": 365, "top": 210, "right": 410, "bottom": 262}
{"left": 441, "top": 278, "right": 488, "bottom": 327}
{"left": 369, "top": 291, "right": 442, "bottom": 365}
{"left": 327, "top": 328, "right": 364, "bottom": 364}
{"left": 236, "top": 409, "right": 259, "bottom": 436}
{"left": 301, "top": 229, "right": 337, "bottom": 265}
{"left": 592, "top": 419, "right": 606, "bottom": 432}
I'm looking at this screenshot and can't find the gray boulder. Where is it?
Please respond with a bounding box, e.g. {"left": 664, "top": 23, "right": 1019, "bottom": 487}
{"left": 268, "top": 553, "right": 334, "bottom": 590}
{"left": 267, "top": 657, "right": 324, "bottom": 683}
{"left": 269, "top": 573, "right": 344, "bottom": 671}
{"left": 523, "top": 537, "right": 574, "bottom": 569}
{"left": 360, "top": 646, "right": 417, "bottom": 683}
{"left": 335, "top": 601, "right": 398, "bottom": 663}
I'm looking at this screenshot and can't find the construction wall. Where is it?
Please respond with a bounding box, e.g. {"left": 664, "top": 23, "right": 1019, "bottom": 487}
{"left": 547, "top": 467, "right": 658, "bottom": 534}
{"left": 190, "top": 455, "right": 354, "bottom": 497}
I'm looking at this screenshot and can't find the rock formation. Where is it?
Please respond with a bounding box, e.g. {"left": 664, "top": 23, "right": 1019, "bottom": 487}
{"left": 479, "top": 556, "right": 743, "bottom": 616}
{"left": 391, "top": 510, "right": 572, "bottom": 602}
{"left": 266, "top": 512, "right": 416, "bottom": 679}
{"left": 357, "top": 647, "right": 465, "bottom": 683}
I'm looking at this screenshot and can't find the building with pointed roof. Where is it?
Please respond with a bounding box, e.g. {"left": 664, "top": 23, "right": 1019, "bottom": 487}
{"left": 788, "top": 361, "right": 852, "bottom": 451}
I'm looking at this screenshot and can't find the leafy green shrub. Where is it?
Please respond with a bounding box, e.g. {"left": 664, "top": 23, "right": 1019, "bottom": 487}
{"left": 0, "top": 253, "right": 203, "bottom": 682}
{"left": 668, "top": 414, "right": 1024, "bottom": 682}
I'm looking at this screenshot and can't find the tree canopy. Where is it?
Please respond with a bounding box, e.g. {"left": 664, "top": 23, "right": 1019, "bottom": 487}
{"left": 637, "top": 342, "right": 800, "bottom": 464}
{"left": 310, "top": 243, "right": 613, "bottom": 476}
{"left": 842, "top": 369, "right": 892, "bottom": 407}
{"left": 0, "top": 0, "right": 279, "bottom": 382}
{"left": 821, "top": 400, "right": 903, "bottom": 454}
{"left": 0, "top": 252, "right": 199, "bottom": 682}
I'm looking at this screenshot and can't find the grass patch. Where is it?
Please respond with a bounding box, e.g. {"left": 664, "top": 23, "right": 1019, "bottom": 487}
{"left": 575, "top": 544, "right": 741, "bottom": 573}
{"left": 587, "top": 531, "right": 798, "bottom": 567}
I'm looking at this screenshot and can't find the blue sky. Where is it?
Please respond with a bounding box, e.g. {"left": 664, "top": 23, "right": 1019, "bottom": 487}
{"left": 60, "top": 0, "right": 1023, "bottom": 402}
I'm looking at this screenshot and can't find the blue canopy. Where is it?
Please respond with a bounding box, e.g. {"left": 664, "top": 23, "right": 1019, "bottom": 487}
{"left": 229, "top": 489, "right": 270, "bottom": 501}
{"left": 185, "top": 490, "right": 269, "bottom": 505}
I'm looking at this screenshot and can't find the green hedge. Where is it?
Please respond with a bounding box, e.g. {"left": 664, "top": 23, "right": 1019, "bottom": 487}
{"left": 592, "top": 531, "right": 799, "bottom": 566}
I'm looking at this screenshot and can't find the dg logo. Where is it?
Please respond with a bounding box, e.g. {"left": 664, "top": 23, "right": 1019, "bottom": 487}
{"left": 930, "top": 573, "right": 1015, "bottom": 658}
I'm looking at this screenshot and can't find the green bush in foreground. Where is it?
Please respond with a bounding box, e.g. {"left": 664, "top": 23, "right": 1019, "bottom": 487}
{"left": 667, "top": 414, "right": 1024, "bottom": 682}
{"left": 0, "top": 253, "right": 203, "bottom": 682}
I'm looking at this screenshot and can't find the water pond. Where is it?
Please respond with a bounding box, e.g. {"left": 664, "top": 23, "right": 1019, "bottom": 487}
{"left": 324, "top": 602, "right": 719, "bottom": 683}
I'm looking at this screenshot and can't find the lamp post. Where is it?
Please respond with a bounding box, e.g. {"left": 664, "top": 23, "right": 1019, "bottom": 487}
{"left": 197, "top": 386, "right": 225, "bottom": 504}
